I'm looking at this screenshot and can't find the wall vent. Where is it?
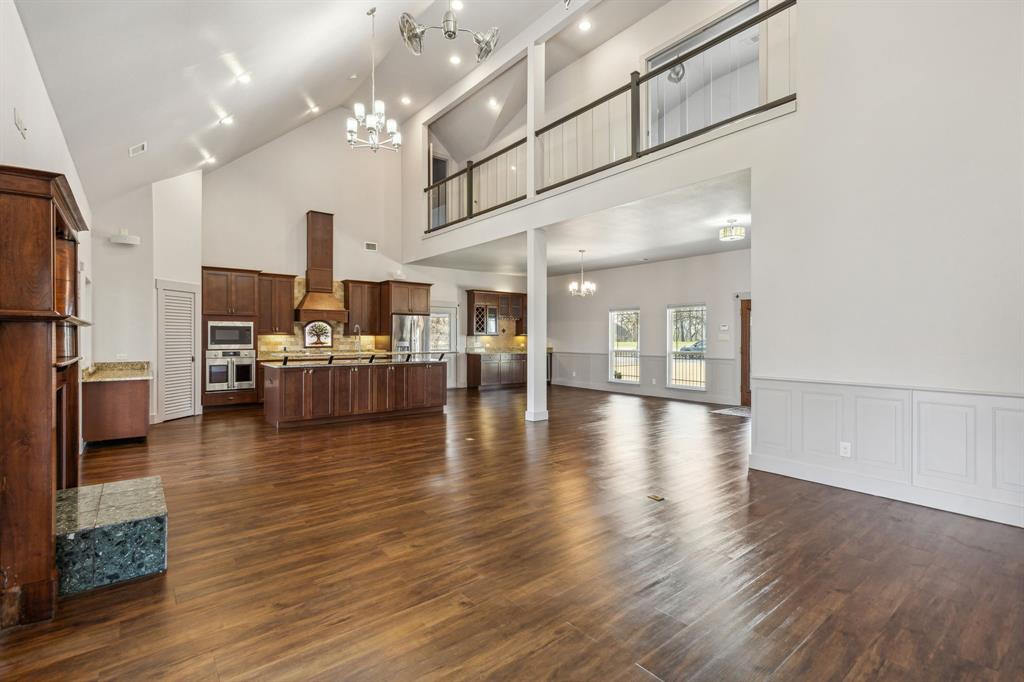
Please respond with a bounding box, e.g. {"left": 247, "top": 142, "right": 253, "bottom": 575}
{"left": 128, "top": 142, "right": 148, "bottom": 158}
{"left": 363, "top": 241, "right": 378, "bottom": 252}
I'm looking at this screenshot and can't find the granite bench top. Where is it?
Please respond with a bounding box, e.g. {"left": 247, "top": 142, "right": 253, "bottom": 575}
{"left": 82, "top": 361, "right": 152, "bottom": 383}
{"left": 57, "top": 476, "right": 166, "bottom": 535}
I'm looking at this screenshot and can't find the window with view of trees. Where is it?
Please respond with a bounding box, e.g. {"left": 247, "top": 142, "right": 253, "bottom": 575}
{"left": 667, "top": 305, "right": 706, "bottom": 389}
{"left": 609, "top": 310, "right": 640, "bottom": 383}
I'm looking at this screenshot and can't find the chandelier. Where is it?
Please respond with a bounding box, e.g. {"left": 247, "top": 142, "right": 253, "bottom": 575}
{"left": 719, "top": 218, "right": 746, "bottom": 242}
{"left": 399, "top": 1, "right": 500, "bottom": 63}
{"left": 569, "top": 250, "right": 596, "bottom": 297}
{"left": 347, "top": 8, "right": 401, "bottom": 152}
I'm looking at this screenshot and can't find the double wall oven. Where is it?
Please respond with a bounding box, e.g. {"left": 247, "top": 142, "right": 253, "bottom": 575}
{"left": 206, "top": 321, "right": 255, "bottom": 392}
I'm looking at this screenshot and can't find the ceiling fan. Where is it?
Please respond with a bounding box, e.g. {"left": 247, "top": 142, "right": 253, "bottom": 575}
{"left": 398, "top": 0, "right": 500, "bottom": 63}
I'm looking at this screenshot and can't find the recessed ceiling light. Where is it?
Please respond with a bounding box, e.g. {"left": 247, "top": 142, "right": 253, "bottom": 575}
{"left": 449, "top": 54, "right": 462, "bottom": 65}
{"left": 236, "top": 72, "right": 252, "bottom": 84}
{"left": 201, "top": 154, "right": 216, "bottom": 165}
{"left": 219, "top": 114, "right": 235, "bottom": 126}
{"left": 509, "top": 165, "right": 516, "bottom": 171}
{"left": 578, "top": 18, "right": 592, "bottom": 31}
{"left": 400, "top": 95, "right": 411, "bottom": 105}
{"left": 451, "top": 0, "right": 464, "bottom": 9}
{"left": 308, "top": 104, "right": 320, "bottom": 114}
{"left": 487, "top": 97, "right": 499, "bottom": 110}
{"left": 349, "top": 73, "right": 359, "bottom": 80}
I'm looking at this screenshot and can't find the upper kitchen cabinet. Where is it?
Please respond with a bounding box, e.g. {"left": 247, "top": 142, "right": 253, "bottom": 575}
{"left": 0, "top": 166, "right": 87, "bottom": 320}
{"left": 202, "top": 267, "right": 259, "bottom": 317}
{"left": 305, "top": 211, "right": 334, "bottom": 293}
{"left": 343, "top": 280, "right": 381, "bottom": 335}
{"left": 380, "top": 281, "right": 431, "bottom": 316}
{"left": 257, "top": 273, "right": 296, "bottom": 335}
{"left": 467, "top": 290, "right": 525, "bottom": 336}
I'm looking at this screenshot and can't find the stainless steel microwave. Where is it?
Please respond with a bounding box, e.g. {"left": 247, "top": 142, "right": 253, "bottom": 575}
{"left": 207, "top": 320, "right": 254, "bottom": 350}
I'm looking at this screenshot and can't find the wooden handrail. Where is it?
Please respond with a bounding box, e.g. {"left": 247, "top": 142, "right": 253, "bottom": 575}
{"left": 423, "top": 137, "right": 527, "bottom": 193}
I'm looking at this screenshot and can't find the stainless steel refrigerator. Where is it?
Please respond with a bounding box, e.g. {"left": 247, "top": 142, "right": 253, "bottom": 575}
{"left": 391, "top": 314, "right": 429, "bottom": 354}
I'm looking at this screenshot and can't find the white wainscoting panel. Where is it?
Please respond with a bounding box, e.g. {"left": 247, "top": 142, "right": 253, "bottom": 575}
{"left": 551, "top": 352, "right": 739, "bottom": 405}
{"left": 751, "top": 378, "right": 1023, "bottom": 526}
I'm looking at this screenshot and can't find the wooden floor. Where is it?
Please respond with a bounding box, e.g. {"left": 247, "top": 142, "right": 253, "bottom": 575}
{"left": 2, "top": 386, "right": 1022, "bottom": 681}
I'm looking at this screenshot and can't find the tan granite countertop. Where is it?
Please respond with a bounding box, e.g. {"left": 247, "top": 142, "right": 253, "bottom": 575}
{"left": 82, "top": 361, "right": 152, "bottom": 383}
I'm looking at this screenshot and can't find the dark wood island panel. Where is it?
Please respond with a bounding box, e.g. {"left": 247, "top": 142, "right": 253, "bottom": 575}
{"left": 263, "top": 362, "right": 446, "bottom": 428}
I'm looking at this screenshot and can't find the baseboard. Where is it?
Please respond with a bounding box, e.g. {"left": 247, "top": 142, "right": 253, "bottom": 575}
{"left": 552, "top": 378, "right": 736, "bottom": 406}
{"left": 524, "top": 410, "right": 549, "bottom": 422}
{"left": 750, "top": 452, "right": 1024, "bottom": 528}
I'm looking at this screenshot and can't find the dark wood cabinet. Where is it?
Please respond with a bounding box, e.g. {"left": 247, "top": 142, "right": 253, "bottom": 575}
{"left": 264, "top": 362, "right": 444, "bottom": 428}
{"left": 257, "top": 273, "right": 296, "bottom": 335}
{"left": 256, "top": 361, "right": 266, "bottom": 403}
{"left": 0, "top": 165, "right": 88, "bottom": 629}
{"left": 467, "top": 290, "right": 526, "bottom": 336}
{"left": 467, "top": 353, "right": 527, "bottom": 388}
{"left": 305, "top": 211, "right": 334, "bottom": 293}
{"left": 343, "top": 280, "right": 381, "bottom": 335}
{"left": 380, "top": 281, "right": 431, "bottom": 316}
{"left": 203, "top": 267, "right": 260, "bottom": 317}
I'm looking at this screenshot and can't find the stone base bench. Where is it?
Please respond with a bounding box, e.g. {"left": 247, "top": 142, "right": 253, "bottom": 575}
{"left": 56, "top": 476, "right": 167, "bottom": 595}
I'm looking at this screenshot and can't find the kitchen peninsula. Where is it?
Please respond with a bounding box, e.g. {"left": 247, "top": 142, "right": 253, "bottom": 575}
{"left": 262, "top": 354, "right": 446, "bottom": 427}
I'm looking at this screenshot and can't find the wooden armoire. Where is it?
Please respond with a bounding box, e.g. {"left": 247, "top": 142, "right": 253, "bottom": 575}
{"left": 0, "top": 165, "right": 88, "bottom": 628}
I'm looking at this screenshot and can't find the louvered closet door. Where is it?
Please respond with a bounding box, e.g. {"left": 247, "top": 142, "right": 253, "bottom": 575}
{"left": 159, "top": 288, "right": 197, "bottom": 421}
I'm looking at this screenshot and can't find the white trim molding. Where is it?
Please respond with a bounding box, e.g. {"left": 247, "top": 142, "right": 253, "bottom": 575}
{"left": 750, "top": 378, "right": 1024, "bottom": 527}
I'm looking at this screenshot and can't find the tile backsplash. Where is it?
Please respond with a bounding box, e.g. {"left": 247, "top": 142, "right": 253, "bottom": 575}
{"left": 257, "top": 278, "right": 381, "bottom": 354}
{"left": 467, "top": 322, "right": 526, "bottom": 352}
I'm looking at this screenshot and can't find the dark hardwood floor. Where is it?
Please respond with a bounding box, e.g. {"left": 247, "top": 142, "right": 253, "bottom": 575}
{"left": 2, "top": 386, "right": 1021, "bottom": 680}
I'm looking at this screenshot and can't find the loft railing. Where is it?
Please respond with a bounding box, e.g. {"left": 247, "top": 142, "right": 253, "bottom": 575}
{"left": 425, "top": 137, "right": 527, "bottom": 233}
{"left": 537, "top": 0, "right": 796, "bottom": 193}
{"left": 423, "top": 0, "right": 795, "bottom": 231}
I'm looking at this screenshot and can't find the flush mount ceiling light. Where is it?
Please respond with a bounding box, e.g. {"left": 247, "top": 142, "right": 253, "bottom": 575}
{"left": 719, "top": 218, "right": 746, "bottom": 242}
{"left": 347, "top": 8, "right": 401, "bottom": 152}
{"left": 400, "top": 95, "right": 412, "bottom": 105}
{"left": 578, "top": 18, "right": 592, "bottom": 31}
{"left": 568, "top": 250, "right": 596, "bottom": 297}
{"left": 399, "top": 0, "right": 500, "bottom": 63}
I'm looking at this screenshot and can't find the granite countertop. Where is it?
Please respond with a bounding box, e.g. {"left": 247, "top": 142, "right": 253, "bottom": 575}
{"left": 466, "top": 349, "right": 552, "bottom": 355}
{"left": 257, "top": 351, "right": 390, "bottom": 361}
{"left": 56, "top": 476, "right": 166, "bottom": 535}
{"left": 262, "top": 357, "right": 444, "bottom": 369}
{"left": 82, "top": 361, "right": 152, "bottom": 383}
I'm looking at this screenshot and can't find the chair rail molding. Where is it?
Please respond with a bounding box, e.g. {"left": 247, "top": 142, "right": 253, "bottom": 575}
{"left": 750, "top": 377, "right": 1024, "bottom": 527}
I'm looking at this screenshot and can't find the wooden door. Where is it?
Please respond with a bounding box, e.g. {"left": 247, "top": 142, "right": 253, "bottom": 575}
{"left": 332, "top": 367, "right": 353, "bottom": 416}
{"left": 346, "top": 283, "right": 366, "bottom": 334}
{"left": 372, "top": 366, "right": 393, "bottom": 412}
{"left": 391, "top": 365, "right": 407, "bottom": 411}
{"left": 306, "top": 368, "right": 333, "bottom": 419}
{"left": 425, "top": 363, "right": 447, "bottom": 407}
{"left": 257, "top": 276, "right": 275, "bottom": 334}
{"left": 351, "top": 366, "right": 373, "bottom": 414}
{"left": 279, "top": 369, "right": 306, "bottom": 421}
{"left": 741, "top": 299, "right": 751, "bottom": 407}
{"left": 405, "top": 364, "right": 427, "bottom": 408}
{"left": 256, "top": 362, "right": 265, "bottom": 403}
{"left": 409, "top": 285, "right": 430, "bottom": 314}
{"left": 272, "top": 278, "right": 294, "bottom": 333}
{"left": 230, "top": 272, "right": 258, "bottom": 316}
{"left": 202, "top": 269, "right": 231, "bottom": 316}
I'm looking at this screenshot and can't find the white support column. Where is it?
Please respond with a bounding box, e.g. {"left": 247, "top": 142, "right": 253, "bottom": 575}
{"left": 525, "top": 227, "right": 548, "bottom": 422}
{"left": 526, "top": 40, "right": 545, "bottom": 198}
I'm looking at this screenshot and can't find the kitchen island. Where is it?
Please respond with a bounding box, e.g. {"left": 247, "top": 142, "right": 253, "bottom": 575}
{"left": 262, "top": 358, "right": 446, "bottom": 428}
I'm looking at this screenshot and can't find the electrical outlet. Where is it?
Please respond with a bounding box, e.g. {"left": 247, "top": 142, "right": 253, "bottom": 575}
{"left": 839, "top": 441, "right": 852, "bottom": 458}
{"left": 572, "top": 371, "right": 576, "bottom": 377}
{"left": 651, "top": 378, "right": 656, "bottom": 385}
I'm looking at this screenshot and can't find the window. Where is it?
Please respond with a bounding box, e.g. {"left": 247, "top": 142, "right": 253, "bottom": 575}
{"left": 646, "top": 0, "right": 760, "bottom": 147}
{"left": 429, "top": 312, "right": 452, "bottom": 351}
{"left": 667, "top": 305, "right": 707, "bottom": 390}
{"left": 609, "top": 310, "right": 640, "bottom": 383}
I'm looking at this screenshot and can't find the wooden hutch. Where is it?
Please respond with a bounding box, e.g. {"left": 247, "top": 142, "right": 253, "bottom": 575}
{"left": 0, "top": 165, "right": 88, "bottom": 628}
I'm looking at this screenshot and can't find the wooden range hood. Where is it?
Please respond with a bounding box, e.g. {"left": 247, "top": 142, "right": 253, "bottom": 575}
{"left": 295, "top": 210, "right": 348, "bottom": 323}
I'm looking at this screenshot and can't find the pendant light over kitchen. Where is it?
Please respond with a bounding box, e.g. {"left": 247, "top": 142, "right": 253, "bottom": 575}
{"left": 569, "top": 250, "right": 596, "bottom": 297}
{"left": 347, "top": 8, "right": 401, "bottom": 152}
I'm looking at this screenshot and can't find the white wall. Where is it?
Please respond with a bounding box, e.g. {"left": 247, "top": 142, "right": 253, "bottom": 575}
{"left": 548, "top": 250, "right": 750, "bottom": 404}
{"left": 153, "top": 170, "right": 202, "bottom": 285}
{"left": 0, "top": 0, "right": 94, "bottom": 364}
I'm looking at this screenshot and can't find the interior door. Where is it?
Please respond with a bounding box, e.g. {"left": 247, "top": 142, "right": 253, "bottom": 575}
{"left": 159, "top": 286, "right": 197, "bottom": 421}
{"left": 741, "top": 299, "right": 751, "bottom": 407}
{"left": 430, "top": 307, "right": 458, "bottom": 387}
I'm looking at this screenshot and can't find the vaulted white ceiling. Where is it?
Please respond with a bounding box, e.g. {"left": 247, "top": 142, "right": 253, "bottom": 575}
{"left": 14, "top": 0, "right": 555, "bottom": 206}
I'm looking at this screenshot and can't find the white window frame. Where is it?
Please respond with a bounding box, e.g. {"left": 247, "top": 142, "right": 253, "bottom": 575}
{"left": 666, "top": 304, "right": 707, "bottom": 391}
{"left": 608, "top": 309, "right": 641, "bottom": 384}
